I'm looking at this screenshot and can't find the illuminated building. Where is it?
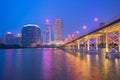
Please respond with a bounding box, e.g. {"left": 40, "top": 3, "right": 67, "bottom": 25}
{"left": 43, "top": 30, "right": 46, "bottom": 44}
{"left": 43, "top": 19, "right": 51, "bottom": 44}
{"left": 22, "top": 24, "right": 41, "bottom": 47}
{"left": 14, "top": 34, "right": 22, "bottom": 46}
{"left": 52, "top": 18, "right": 63, "bottom": 41}
{"left": 46, "top": 24, "right": 51, "bottom": 43}
{"left": 5, "top": 32, "right": 15, "bottom": 45}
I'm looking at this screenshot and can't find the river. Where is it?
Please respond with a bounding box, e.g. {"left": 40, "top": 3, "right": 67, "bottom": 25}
{"left": 0, "top": 48, "right": 120, "bottom": 80}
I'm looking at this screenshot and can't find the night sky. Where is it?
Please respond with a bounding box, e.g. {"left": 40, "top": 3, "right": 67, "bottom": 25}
{"left": 0, "top": 0, "right": 120, "bottom": 38}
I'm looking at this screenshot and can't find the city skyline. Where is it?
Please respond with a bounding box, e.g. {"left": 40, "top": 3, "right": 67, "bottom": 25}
{"left": 0, "top": 1, "right": 120, "bottom": 80}
{"left": 0, "top": 0, "right": 120, "bottom": 38}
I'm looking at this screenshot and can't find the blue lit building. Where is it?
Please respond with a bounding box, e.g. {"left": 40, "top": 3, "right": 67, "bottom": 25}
{"left": 22, "top": 24, "right": 41, "bottom": 47}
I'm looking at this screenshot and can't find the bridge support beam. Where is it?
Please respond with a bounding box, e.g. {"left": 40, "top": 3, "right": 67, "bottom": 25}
{"left": 96, "top": 37, "right": 98, "bottom": 51}
{"left": 77, "top": 42, "right": 80, "bottom": 50}
{"left": 119, "top": 30, "right": 120, "bottom": 52}
{"left": 87, "top": 40, "right": 90, "bottom": 51}
{"left": 84, "top": 41, "right": 87, "bottom": 50}
{"left": 106, "top": 31, "right": 109, "bottom": 53}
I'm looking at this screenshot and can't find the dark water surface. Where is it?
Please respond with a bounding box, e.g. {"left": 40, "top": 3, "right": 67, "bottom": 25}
{"left": 0, "top": 48, "right": 120, "bottom": 80}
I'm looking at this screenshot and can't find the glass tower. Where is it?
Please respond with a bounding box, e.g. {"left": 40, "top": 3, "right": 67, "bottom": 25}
{"left": 22, "top": 24, "right": 41, "bottom": 47}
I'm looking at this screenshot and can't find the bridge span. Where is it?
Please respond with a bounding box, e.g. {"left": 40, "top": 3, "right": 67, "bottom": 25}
{"left": 62, "top": 17, "right": 120, "bottom": 58}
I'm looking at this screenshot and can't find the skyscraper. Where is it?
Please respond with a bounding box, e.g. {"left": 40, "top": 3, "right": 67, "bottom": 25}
{"left": 46, "top": 24, "right": 51, "bottom": 43}
{"left": 43, "top": 25, "right": 51, "bottom": 44}
{"left": 22, "top": 24, "right": 41, "bottom": 47}
{"left": 52, "top": 18, "right": 63, "bottom": 41}
{"left": 45, "top": 19, "right": 51, "bottom": 44}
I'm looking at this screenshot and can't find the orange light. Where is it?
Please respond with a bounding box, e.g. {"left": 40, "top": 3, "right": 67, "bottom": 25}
{"left": 17, "top": 34, "right": 22, "bottom": 38}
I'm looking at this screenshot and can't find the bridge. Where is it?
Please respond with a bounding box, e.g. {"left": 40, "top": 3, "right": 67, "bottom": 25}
{"left": 62, "top": 17, "right": 120, "bottom": 58}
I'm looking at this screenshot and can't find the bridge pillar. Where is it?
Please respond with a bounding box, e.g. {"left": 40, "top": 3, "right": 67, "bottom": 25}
{"left": 87, "top": 40, "right": 90, "bottom": 51}
{"left": 106, "top": 31, "right": 109, "bottom": 52}
{"left": 77, "top": 42, "right": 80, "bottom": 50}
{"left": 96, "top": 37, "right": 98, "bottom": 51}
{"left": 119, "top": 30, "right": 120, "bottom": 53}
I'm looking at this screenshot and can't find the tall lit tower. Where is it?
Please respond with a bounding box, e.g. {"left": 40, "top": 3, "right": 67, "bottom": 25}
{"left": 22, "top": 24, "right": 41, "bottom": 47}
{"left": 52, "top": 18, "right": 63, "bottom": 41}
{"left": 43, "top": 19, "right": 51, "bottom": 44}
{"left": 46, "top": 19, "right": 51, "bottom": 43}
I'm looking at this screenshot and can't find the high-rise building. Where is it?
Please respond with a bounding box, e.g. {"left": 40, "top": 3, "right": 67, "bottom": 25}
{"left": 52, "top": 18, "right": 63, "bottom": 41}
{"left": 4, "top": 32, "right": 15, "bottom": 45}
{"left": 22, "top": 24, "right": 41, "bottom": 47}
{"left": 43, "top": 19, "right": 51, "bottom": 45}
{"left": 46, "top": 24, "right": 51, "bottom": 43}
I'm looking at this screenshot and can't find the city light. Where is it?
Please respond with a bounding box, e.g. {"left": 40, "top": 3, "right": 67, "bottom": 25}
{"left": 76, "top": 31, "right": 79, "bottom": 34}
{"left": 71, "top": 34, "right": 74, "bottom": 38}
{"left": 46, "top": 19, "right": 50, "bottom": 23}
{"left": 83, "top": 25, "right": 87, "bottom": 29}
{"left": 94, "top": 18, "right": 99, "bottom": 22}
{"left": 17, "top": 33, "right": 22, "bottom": 38}
{"left": 7, "top": 32, "right": 12, "bottom": 34}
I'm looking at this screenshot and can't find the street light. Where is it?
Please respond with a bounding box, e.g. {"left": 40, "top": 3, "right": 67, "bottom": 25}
{"left": 94, "top": 18, "right": 99, "bottom": 22}
{"left": 82, "top": 25, "right": 87, "bottom": 35}
{"left": 83, "top": 25, "right": 87, "bottom": 29}
{"left": 46, "top": 18, "right": 50, "bottom": 24}
{"left": 76, "top": 31, "right": 79, "bottom": 34}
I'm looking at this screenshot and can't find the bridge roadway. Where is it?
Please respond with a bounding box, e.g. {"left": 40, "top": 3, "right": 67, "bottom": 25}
{"left": 62, "top": 17, "right": 120, "bottom": 58}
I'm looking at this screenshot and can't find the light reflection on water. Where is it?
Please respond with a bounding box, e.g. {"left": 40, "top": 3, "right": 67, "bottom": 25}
{"left": 0, "top": 48, "right": 120, "bottom": 80}
{"left": 42, "top": 48, "right": 52, "bottom": 80}
{"left": 3, "top": 49, "right": 13, "bottom": 80}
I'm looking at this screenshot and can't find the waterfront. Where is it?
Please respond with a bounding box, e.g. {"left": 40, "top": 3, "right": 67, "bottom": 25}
{"left": 0, "top": 48, "right": 120, "bottom": 80}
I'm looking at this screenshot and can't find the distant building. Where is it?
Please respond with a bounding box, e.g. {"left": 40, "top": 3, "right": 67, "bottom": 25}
{"left": 4, "top": 32, "right": 15, "bottom": 45}
{"left": 43, "top": 22, "right": 51, "bottom": 45}
{"left": 22, "top": 24, "right": 41, "bottom": 47}
{"left": 14, "top": 34, "right": 22, "bottom": 46}
{"left": 0, "top": 38, "right": 4, "bottom": 44}
{"left": 52, "top": 18, "right": 63, "bottom": 41}
{"left": 43, "top": 30, "right": 46, "bottom": 44}
{"left": 46, "top": 24, "right": 51, "bottom": 43}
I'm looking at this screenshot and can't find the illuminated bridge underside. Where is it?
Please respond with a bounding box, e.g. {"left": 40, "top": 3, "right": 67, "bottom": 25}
{"left": 64, "top": 19, "right": 120, "bottom": 54}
